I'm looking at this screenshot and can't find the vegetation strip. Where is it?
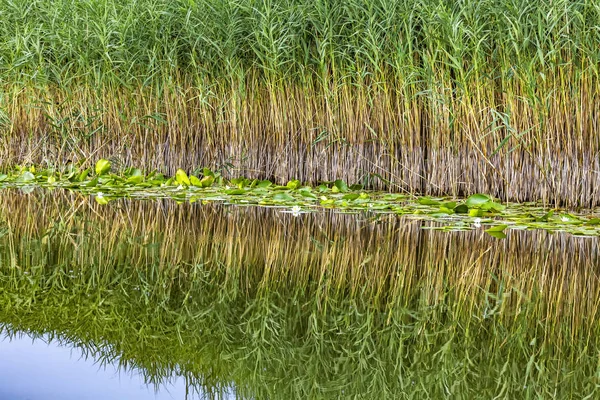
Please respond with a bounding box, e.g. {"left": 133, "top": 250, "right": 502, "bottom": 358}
{"left": 2, "top": 160, "right": 599, "bottom": 238}
{"left": 1, "top": 0, "right": 600, "bottom": 205}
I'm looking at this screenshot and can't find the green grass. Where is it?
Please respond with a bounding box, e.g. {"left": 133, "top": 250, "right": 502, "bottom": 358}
{"left": 1, "top": 0, "right": 600, "bottom": 205}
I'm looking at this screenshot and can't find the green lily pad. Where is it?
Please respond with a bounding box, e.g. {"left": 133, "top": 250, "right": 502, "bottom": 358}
{"left": 273, "top": 193, "right": 295, "bottom": 202}
{"left": 189, "top": 175, "right": 202, "bottom": 186}
{"left": 334, "top": 179, "right": 348, "bottom": 192}
{"left": 224, "top": 189, "right": 247, "bottom": 195}
{"left": 454, "top": 204, "right": 469, "bottom": 214}
{"left": 418, "top": 197, "right": 441, "bottom": 206}
{"left": 466, "top": 194, "right": 491, "bottom": 208}
{"left": 342, "top": 193, "right": 360, "bottom": 201}
{"left": 175, "top": 169, "right": 191, "bottom": 186}
{"left": 95, "top": 159, "right": 111, "bottom": 176}
{"left": 17, "top": 171, "right": 35, "bottom": 182}
{"left": 200, "top": 175, "right": 214, "bottom": 188}
{"left": 485, "top": 231, "right": 507, "bottom": 239}
{"left": 485, "top": 224, "right": 508, "bottom": 233}
{"left": 286, "top": 180, "right": 301, "bottom": 190}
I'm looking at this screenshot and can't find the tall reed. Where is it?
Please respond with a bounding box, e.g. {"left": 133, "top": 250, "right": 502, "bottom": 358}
{"left": 1, "top": 0, "right": 599, "bottom": 205}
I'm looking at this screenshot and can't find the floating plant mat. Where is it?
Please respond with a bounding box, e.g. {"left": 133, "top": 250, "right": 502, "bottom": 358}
{"left": 1, "top": 162, "right": 599, "bottom": 238}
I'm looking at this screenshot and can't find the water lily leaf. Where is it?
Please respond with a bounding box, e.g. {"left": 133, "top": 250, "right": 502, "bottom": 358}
{"left": 299, "top": 190, "right": 317, "bottom": 199}
{"left": 256, "top": 180, "right": 272, "bottom": 188}
{"left": 95, "top": 159, "right": 111, "bottom": 176}
{"left": 485, "top": 224, "right": 508, "bottom": 232}
{"left": 175, "top": 169, "right": 191, "bottom": 186}
{"left": 78, "top": 168, "right": 90, "bottom": 182}
{"left": 469, "top": 209, "right": 485, "bottom": 217}
{"left": 20, "top": 185, "right": 35, "bottom": 194}
{"left": 286, "top": 180, "right": 301, "bottom": 190}
{"left": 439, "top": 207, "right": 455, "bottom": 214}
{"left": 535, "top": 211, "right": 553, "bottom": 222}
{"left": 230, "top": 178, "right": 246, "bottom": 188}
{"left": 418, "top": 197, "right": 440, "bottom": 206}
{"left": 128, "top": 168, "right": 143, "bottom": 177}
{"left": 0, "top": 174, "right": 7, "bottom": 182}
{"left": 189, "top": 175, "right": 202, "bottom": 186}
{"left": 147, "top": 172, "right": 165, "bottom": 182}
{"left": 320, "top": 198, "right": 335, "bottom": 206}
{"left": 95, "top": 195, "right": 109, "bottom": 205}
{"left": 334, "top": 179, "right": 348, "bottom": 192}
{"left": 127, "top": 175, "right": 143, "bottom": 184}
{"left": 486, "top": 231, "right": 507, "bottom": 239}
{"left": 442, "top": 201, "right": 457, "bottom": 209}
{"left": 466, "top": 194, "right": 491, "bottom": 208}
{"left": 273, "top": 193, "right": 294, "bottom": 202}
{"left": 585, "top": 218, "right": 600, "bottom": 226}
{"left": 200, "top": 175, "right": 214, "bottom": 188}
{"left": 202, "top": 168, "right": 215, "bottom": 178}
{"left": 454, "top": 204, "right": 469, "bottom": 214}
{"left": 342, "top": 193, "right": 360, "bottom": 201}
{"left": 349, "top": 184, "right": 363, "bottom": 190}
{"left": 85, "top": 177, "right": 98, "bottom": 187}
{"left": 481, "top": 201, "right": 505, "bottom": 212}
{"left": 18, "top": 171, "right": 35, "bottom": 182}
{"left": 224, "top": 189, "right": 247, "bottom": 195}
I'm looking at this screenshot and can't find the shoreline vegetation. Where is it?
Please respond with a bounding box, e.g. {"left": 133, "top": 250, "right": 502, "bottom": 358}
{"left": 2, "top": 161, "right": 600, "bottom": 237}
{"left": 1, "top": 0, "right": 599, "bottom": 206}
{"left": 0, "top": 0, "right": 600, "bottom": 207}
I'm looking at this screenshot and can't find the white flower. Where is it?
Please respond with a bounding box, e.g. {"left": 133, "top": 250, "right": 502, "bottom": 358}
{"left": 561, "top": 216, "right": 569, "bottom": 222}
{"left": 96, "top": 192, "right": 104, "bottom": 199}
{"left": 291, "top": 205, "right": 301, "bottom": 213}
{"left": 176, "top": 185, "right": 183, "bottom": 190}
{"left": 473, "top": 218, "right": 481, "bottom": 228}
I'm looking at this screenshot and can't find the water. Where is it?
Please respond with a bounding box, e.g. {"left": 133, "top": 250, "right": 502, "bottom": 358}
{"left": 0, "top": 334, "right": 193, "bottom": 400}
{"left": 0, "top": 189, "right": 598, "bottom": 399}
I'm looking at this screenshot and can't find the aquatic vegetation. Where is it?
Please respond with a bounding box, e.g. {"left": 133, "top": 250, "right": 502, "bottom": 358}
{"left": 1, "top": 162, "right": 600, "bottom": 238}
{"left": 1, "top": 0, "right": 599, "bottom": 205}
{"left": 0, "top": 192, "right": 598, "bottom": 398}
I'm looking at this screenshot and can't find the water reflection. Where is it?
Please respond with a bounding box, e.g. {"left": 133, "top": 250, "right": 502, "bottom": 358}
{"left": 0, "top": 190, "right": 598, "bottom": 399}
{"left": 0, "top": 333, "right": 197, "bottom": 400}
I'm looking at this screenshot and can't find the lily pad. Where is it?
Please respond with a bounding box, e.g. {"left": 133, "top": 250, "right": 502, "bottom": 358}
{"left": 175, "top": 169, "right": 191, "bottom": 186}
{"left": 95, "top": 159, "right": 111, "bottom": 176}
{"left": 466, "top": 194, "right": 491, "bottom": 208}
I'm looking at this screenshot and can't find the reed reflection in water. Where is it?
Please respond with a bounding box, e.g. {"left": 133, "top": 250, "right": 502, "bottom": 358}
{"left": 0, "top": 190, "right": 598, "bottom": 399}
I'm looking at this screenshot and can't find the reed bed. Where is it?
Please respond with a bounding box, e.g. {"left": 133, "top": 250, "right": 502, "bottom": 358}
{"left": 1, "top": 0, "right": 599, "bottom": 206}
{"left": 0, "top": 191, "right": 599, "bottom": 397}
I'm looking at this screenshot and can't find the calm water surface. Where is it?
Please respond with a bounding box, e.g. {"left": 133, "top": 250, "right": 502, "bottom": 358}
{"left": 0, "top": 190, "right": 598, "bottom": 399}
{"left": 0, "top": 334, "right": 201, "bottom": 400}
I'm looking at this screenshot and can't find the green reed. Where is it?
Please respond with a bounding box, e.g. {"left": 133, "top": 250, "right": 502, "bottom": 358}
{"left": 1, "top": 0, "right": 599, "bottom": 206}
{"left": 0, "top": 191, "right": 599, "bottom": 398}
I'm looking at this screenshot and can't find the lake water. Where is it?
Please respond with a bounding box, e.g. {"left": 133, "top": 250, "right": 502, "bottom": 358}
{"left": 0, "top": 334, "right": 196, "bottom": 400}
{"left": 0, "top": 189, "right": 598, "bottom": 399}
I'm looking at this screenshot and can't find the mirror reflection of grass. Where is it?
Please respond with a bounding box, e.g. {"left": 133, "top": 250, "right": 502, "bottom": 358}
{"left": 0, "top": 191, "right": 598, "bottom": 399}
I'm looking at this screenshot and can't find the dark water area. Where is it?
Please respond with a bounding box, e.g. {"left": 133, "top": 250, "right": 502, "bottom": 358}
{"left": 0, "top": 190, "right": 599, "bottom": 399}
